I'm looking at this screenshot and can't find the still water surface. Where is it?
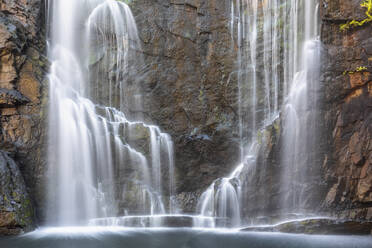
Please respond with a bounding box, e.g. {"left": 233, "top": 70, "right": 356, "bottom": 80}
{"left": 1, "top": 227, "right": 372, "bottom": 248}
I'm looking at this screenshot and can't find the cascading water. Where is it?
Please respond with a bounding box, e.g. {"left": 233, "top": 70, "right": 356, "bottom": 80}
{"left": 86, "top": 0, "right": 144, "bottom": 118}
{"left": 46, "top": 0, "right": 177, "bottom": 226}
{"left": 45, "top": 0, "right": 322, "bottom": 230}
{"left": 280, "top": 0, "right": 322, "bottom": 215}
{"left": 195, "top": 0, "right": 321, "bottom": 227}
{"left": 194, "top": 143, "right": 259, "bottom": 228}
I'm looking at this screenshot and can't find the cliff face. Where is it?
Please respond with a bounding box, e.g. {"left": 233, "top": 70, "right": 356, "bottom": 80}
{"left": 130, "top": 0, "right": 372, "bottom": 221}
{"left": 0, "top": 0, "right": 371, "bottom": 234}
{"left": 239, "top": 0, "right": 372, "bottom": 222}
{"left": 320, "top": 0, "right": 372, "bottom": 220}
{"left": 0, "top": 0, "right": 47, "bottom": 234}
{"left": 130, "top": 0, "right": 240, "bottom": 211}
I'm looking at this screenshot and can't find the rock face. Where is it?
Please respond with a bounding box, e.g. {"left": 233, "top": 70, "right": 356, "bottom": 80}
{"left": 240, "top": 0, "right": 372, "bottom": 223}
{"left": 0, "top": 0, "right": 47, "bottom": 233}
{"left": 0, "top": 151, "right": 33, "bottom": 235}
{"left": 129, "top": 0, "right": 372, "bottom": 221}
{"left": 239, "top": 118, "right": 284, "bottom": 221}
{"left": 0, "top": 0, "right": 370, "bottom": 234}
{"left": 128, "top": 0, "right": 372, "bottom": 223}
{"left": 320, "top": 0, "right": 372, "bottom": 220}
{"left": 130, "top": 0, "right": 240, "bottom": 211}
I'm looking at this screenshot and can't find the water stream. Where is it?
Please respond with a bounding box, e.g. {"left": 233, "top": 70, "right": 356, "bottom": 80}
{"left": 46, "top": 0, "right": 177, "bottom": 226}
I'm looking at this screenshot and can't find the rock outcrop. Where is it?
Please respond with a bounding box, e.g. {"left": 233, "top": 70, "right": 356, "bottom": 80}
{"left": 0, "top": 0, "right": 47, "bottom": 233}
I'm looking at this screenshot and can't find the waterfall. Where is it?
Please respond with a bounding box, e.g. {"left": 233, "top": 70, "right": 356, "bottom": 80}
{"left": 280, "top": 0, "right": 322, "bottom": 215}
{"left": 45, "top": 0, "right": 322, "bottom": 228}
{"left": 195, "top": 0, "right": 321, "bottom": 227}
{"left": 194, "top": 143, "right": 259, "bottom": 228}
{"left": 46, "top": 0, "right": 177, "bottom": 226}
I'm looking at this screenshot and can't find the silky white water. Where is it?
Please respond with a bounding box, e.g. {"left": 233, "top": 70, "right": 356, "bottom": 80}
{"left": 46, "top": 0, "right": 177, "bottom": 226}
{"left": 194, "top": 143, "right": 259, "bottom": 228}
{"left": 280, "top": 0, "right": 321, "bottom": 213}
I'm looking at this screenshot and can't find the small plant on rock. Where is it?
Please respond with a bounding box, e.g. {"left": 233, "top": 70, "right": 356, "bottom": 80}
{"left": 343, "top": 66, "right": 368, "bottom": 75}
{"left": 340, "top": 0, "right": 372, "bottom": 31}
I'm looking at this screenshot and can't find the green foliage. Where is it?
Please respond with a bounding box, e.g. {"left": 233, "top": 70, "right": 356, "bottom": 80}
{"left": 343, "top": 66, "right": 368, "bottom": 75}
{"left": 356, "top": 66, "right": 368, "bottom": 72}
{"left": 340, "top": 0, "right": 372, "bottom": 31}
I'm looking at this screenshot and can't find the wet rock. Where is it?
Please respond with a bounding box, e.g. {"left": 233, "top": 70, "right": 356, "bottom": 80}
{"left": 0, "top": 151, "right": 33, "bottom": 236}
{"left": 0, "top": 0, "right": 370, "bottom": 231}
{"left": 93, "top": 215, "right": 196, "bottom": 228}
{"left": 175, "top": 192, "right": 200, "bottom": 213}
{"left": 0, "top": 0, "right": 47, "bottom": 230}
{"left": 91, "top": 215, "right": 227, "bottom": 228}
{"left": 241, "top": 218, "right": 372, "bottom": 235}
{"left": 0, "top": 0, "right": 41, "bottom": 37}
{"left": 130, "top": 0, "right": 240, "bottom": 211}
{"left": 240, "top": 117, "right": 286, "bottom": 220}
{"left": 276, "top": 219, "right": 372, "bottom": 235}
{"left": 320, "top": 0, "right": 372, "bottom": 219}
{"left": 0, "top": 89, "right": 29, "bottom": 107}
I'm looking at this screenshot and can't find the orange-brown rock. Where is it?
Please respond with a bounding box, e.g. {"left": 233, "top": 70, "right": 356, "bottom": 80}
{"left": 321, "top": 0, "right": 372, "bottom": 220}
{"left": 0, "top": 0, "right": 47, "bottom": 235}
{"left": 349, "top": 72, "right": 370, "bottom": 88}
{"left": 0, "top": 53, "right": 17, "bottom": 89}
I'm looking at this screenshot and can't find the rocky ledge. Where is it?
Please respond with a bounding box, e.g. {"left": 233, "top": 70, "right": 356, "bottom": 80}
{"left": 89, "top": 215, "right": 229, "bottom": 228}
{"left": 241, "top": 218, "right": 372, "bottom": 235}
